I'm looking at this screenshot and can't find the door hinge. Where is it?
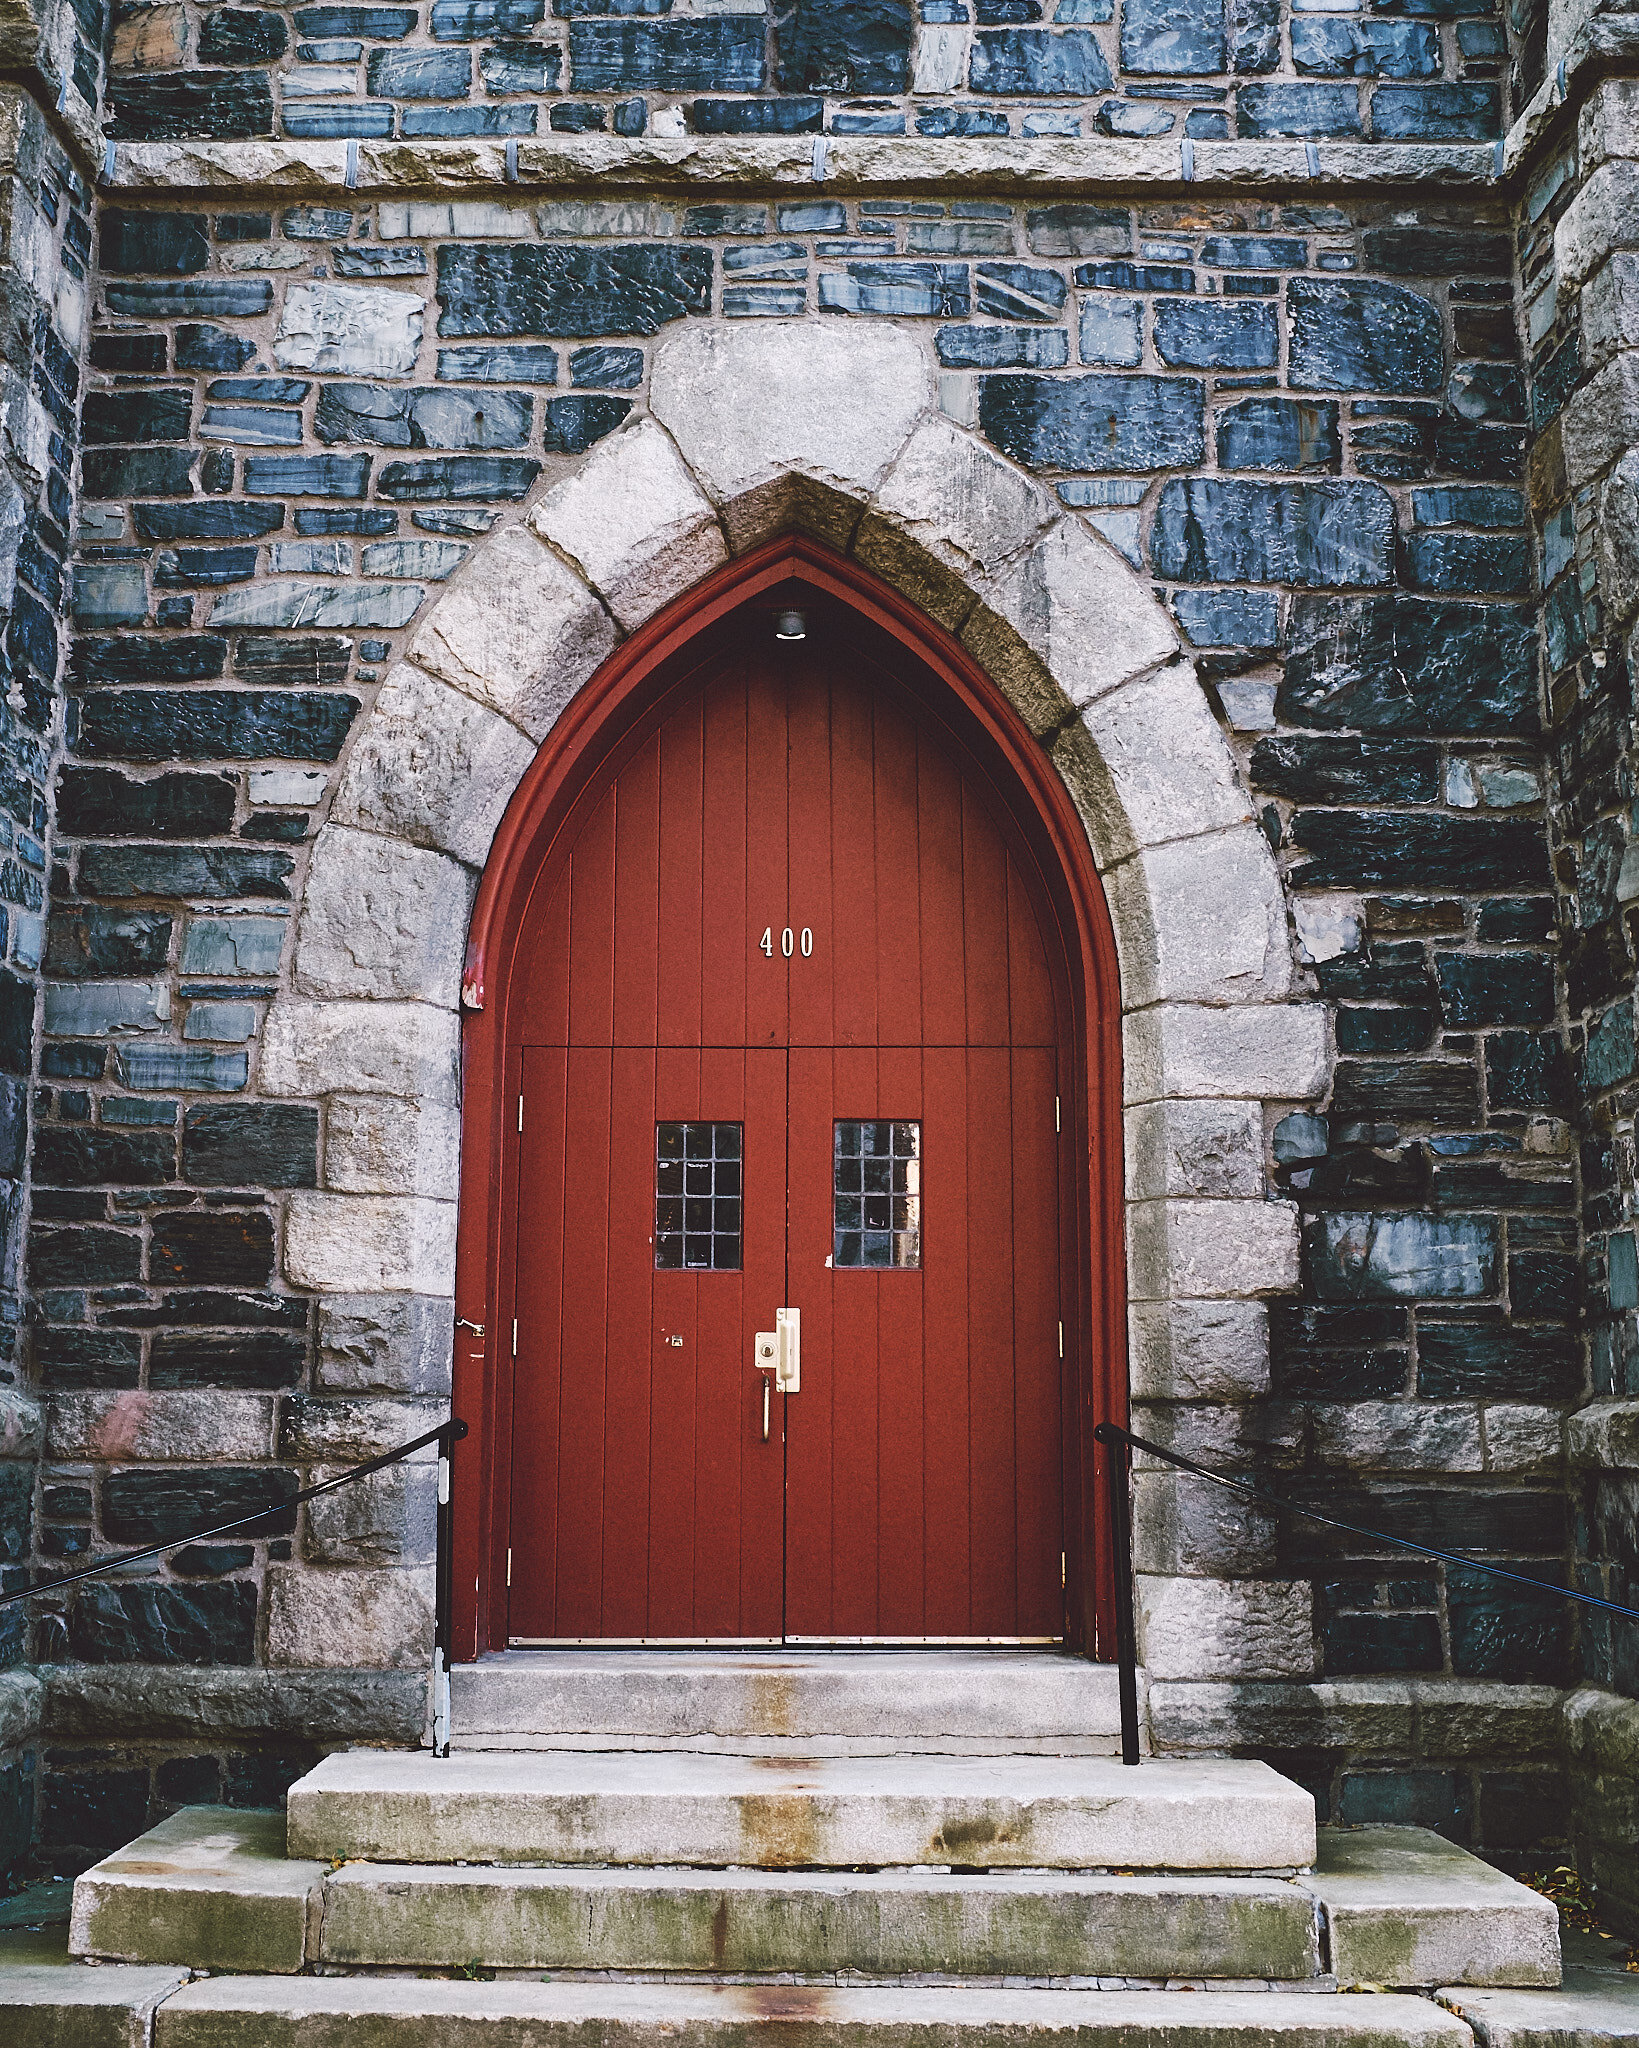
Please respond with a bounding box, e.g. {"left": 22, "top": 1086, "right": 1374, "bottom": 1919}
{"left": 506, "top": 1547, "right": 513, "bottom": 1588}
{"left": 1058, "top": 1320, "right": 1064, "bottom": 1359}
{"left": 1061, "top": 1551, "right": 1066, "bottom": 1588}
{"left": 517, "top": 1095, "right": 524, "bottom": 1134}
{"left": 512, "top": 1318, "right": 518, "bottom": 1357}
{"left": 1055, "top": 1095, "right": 1061, "bottom": 1134}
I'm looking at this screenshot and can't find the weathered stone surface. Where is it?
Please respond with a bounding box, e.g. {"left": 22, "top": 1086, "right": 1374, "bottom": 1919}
{"left": 1216, "top": 395, "right": 1340, "bottom": 470}
{"left": 966, "top": 516, "right": 1178, "bottom": 734}
{"left": 1287, "top": 277, "right": 1443, "bottom": 394}
{"left": 1103, "top": 820, "right": 1281, "bottom": 1005}
{"left": 0, "top": 1959, "right": 190, "bottom": 2038}
{"left": 773, "top": 0, "right": 910, "bottom": 94}
{"left": 408, "top": 524, "right": 617, "bottom": 739}
{"left": 260, "top": 1000, "right": 460, "bottom": 1106}
{"left": 857, "top": 414, "right": 1056, "bottom": 624}
{"left": 1281, "top": 596, "right": 1538, "bottom": 734}
{"left": 530, "top": 418, "right": 726, "bottom": 631}
{"left": 1308, "top": 1212, "right": 1500, "bottom": 1300}
{"left": 287, "top": 1749, "right": 1315, "bottom": 1869}
{"left": 1128, "top": 1193, "right": 1300, "bottom": 1302}
{"left": 969, "top": 28, "right": 1113, "bottom": 94}
{"left": 295, "top": 827, "right": 472, "bottom": 1006}
{"left": 318, "top": 1861, "right": 1321, "bottom": 1977}
{"left": 208, "top": 581, "right": 425, "bottom": 630}
{"left": 980, "top": 371, "right": 1204, "bottom": 472}
{"left": 1128, "top": 1298, "right": 1270, "bottom": 1402}
{"left": 569, "top": 18, "right": 764, "bottom": 91}
{"left": 650, "top": 321, "right": 929, "bottom": 538}
{"left": 1152, "top": 479, "right": 1393, "bottom": 587}
{"left": 315, "top": 384, "right": 532, "bottom": 450}
{"left": 1122, "top": 0, "right": 1224, "bottom": 72}
{"left": 332, "top": 662, "right": 535, "bottom": 868}
{"left": 1139, "top": 1578, "right": 1315, "bottom": 1681}
{"left": 1311, "top": 1400, "right": 1484, "bottom": 1473}
{"left": 47, "top": 1393, "right": 274, "bottom": 1462}
{"left": 325, "top": 1094, "right": 462, "bottom": 1199}
{"left": 266, "top": 1564, "right": 436, "bottom": 1668}
{"left": 318, "top": 1294, "right": 455, "bottom": 1395}
{"left": 436, "top": 243, "right": 712, "bottom": 338}
{"left": 305, "top": 1458, "right": 436, "bottom": 1565}
{"left": 284, "top": 1190, "right": 458, "bottom": 1294}
{"left": 1154, "top": 300, "right": 1278, "bottom": 370}
{"left": 1303, "top": 1827, "right": 1559, "bottom": 1987}
{"left": 273, "top": 282, "right": 424, "bottom": 376}
{"left": 1124, "top": 1002, "right": 1328, "bottom": 1104}
{"left": 71, "top": 1807, "right": 324, "bottom": 1975}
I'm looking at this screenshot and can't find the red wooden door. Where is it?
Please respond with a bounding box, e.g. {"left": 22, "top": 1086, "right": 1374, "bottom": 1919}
{"left": 506, "top": 616, "right": 1069, "bottom": 1643}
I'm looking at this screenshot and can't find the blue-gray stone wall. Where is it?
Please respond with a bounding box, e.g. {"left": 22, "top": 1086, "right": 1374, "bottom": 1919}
{"left": 32, "top": 179, "right": 1582, "bottom": 1866}
{"left": 97, "top": 0, "right": 1514, "bottom": 148}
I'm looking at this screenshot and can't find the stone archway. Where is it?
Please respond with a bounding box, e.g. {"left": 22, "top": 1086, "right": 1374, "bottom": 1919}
{"left": 256, "top": 320, "right": 1326, "bottom": 1689}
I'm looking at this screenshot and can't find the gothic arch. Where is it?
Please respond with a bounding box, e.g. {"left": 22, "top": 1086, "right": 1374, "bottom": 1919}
{"left": 256, "top": 320, "right": 1325, "bottom": 1666}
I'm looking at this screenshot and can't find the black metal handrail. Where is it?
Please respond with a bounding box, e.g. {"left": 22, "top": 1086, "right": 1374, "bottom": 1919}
{"left": 1, "top": 1415, "right": 470, "bottom": 1754}
{"left": 1093, "top": 1418, "right": 1639, "bottom": 1769}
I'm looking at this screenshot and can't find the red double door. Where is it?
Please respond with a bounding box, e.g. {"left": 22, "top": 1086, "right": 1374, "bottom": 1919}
{"left": 506, "top": 617, "right": 1071, "bottom": 1643}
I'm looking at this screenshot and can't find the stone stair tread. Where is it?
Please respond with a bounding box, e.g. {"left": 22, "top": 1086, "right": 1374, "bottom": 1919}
{"left": 286, "top": 1749, "right": 1314, "bottom": 1872}
{"left": 0, "top": 1955, "right": 191, "bottom": 2048}
{"left": 152, "top": 1975, "right": 1473, "bottom": 2045}
{"left": 320, "top": 1858, "right": 1322, "bottom": 1978}
{"left": 1302, "top": 1828, "right": 1559, "bottom": 1989}
{"left": 451, "top": 1650, "right": 1128, "bottom": 1753}
{"left": 1439, "top": 1970, "right": 1639, "bottom": 2044}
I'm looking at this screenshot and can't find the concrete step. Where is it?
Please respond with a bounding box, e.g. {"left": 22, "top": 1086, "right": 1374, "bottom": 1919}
{"left": 320, "top": 1861, "right": 1324, "bottom": 1982}
{"left": 1301, "top": 1827, "right": 1559, "bottom": 1990}
{"left": 149, "top": 1977, "right": 1472, "bottom": 2047}
{"left": 70, "top": 1805, "right": 326, "bottom": 1976}
{"left": 0, "top": 1948, "right": 188, "bottom": 2048}
{"left": 1441, "top": 1970, "right": 1639, "bottom": 2045}
{"left": 450, "top": 1650, "right": 1134, "bottom": 1755}
{"left": 285, "top": 1750, "right": 1316, "bottom": 1872}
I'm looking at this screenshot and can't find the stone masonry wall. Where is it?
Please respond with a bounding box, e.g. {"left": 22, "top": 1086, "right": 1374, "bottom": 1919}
{"left": 0, "top": 85, "right": 97, "bottom": 1879}
{"left": 1512, "top": 71, "right": 1639, "bottom": 1923}
{"left": 23, "top": 167, "right": 1582, "bottom": 1869}
{"left": 97, "top": 0, "right": 1513, "bottom": 151}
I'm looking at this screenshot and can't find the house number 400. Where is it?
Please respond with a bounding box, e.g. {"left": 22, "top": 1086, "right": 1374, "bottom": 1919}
{"left": 760, "top": 927, "right": 813, "bottom": 958}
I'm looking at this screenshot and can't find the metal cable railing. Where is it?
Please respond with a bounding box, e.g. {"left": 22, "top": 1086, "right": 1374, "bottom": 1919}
{"left": 1, "top": 1415, "right": 470, "bottom": 1755}
{"left": 1093, "top": 1418, "right": 1639, "bottom": 1768}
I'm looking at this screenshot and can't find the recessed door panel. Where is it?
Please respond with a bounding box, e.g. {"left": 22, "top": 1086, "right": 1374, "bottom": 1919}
{"left": 507, "top": 617, "right": 1071, "bottom": 1644}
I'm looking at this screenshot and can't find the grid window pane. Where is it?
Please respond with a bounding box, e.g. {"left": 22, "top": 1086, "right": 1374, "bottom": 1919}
{"left": 656, "top": 1123, "right": 743, "bottom": 1270}
{"left": 834, "top": 1120, "right": 921, "bottom": 1268}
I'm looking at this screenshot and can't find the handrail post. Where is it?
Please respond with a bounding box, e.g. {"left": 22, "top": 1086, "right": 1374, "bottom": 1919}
{"left": 432, "top": 1417, "right": 468, "bottom": 1759}
{"left": 1094, "top": 1422, "right": 1142, "bottom": 1766}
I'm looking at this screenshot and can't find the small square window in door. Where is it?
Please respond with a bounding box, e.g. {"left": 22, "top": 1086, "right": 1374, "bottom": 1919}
{"left": 835, "top": 1120, "right": 921, "bottom": 1269}
{"left": 655, "top": 1122, "right": 742, "bottom": 1270}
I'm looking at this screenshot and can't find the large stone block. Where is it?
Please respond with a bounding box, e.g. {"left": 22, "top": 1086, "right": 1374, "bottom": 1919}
{"left": 408, "top": 524, "right": 618, "bottom": 742}
{"left": 1105, "top": 829, "right": 1289, "bottom": 1007}
{"left": 71, "top": 1806, "right": 325, "bottom": 1974}
{"left": 1123, "top": 1002, "right": 1328, "bottom": 1105}
{"left": 1126, "top": 1099, "right": 1264, "bottom": 1205}
{"left": 1560, "top": 351, "right": 1639, "bottom": 490}
{"left": 857, "top": 414, "right": 1057, "bottom": 628}
{"left": 266, "top": 1564, "right": 435, "bottom": 1668}
{"left": 650, "top": 321, "right": 930, "bottom": 537}
{"left": 965, "top": 517, "right": 1179, "bottom": 734}
{"left": 1311, "top": 1401, "right": 1484, "bottom": 1474}
{"left": 1280, "top": 595, "right": 1538, "bottom": 736}
{"left": 1134, "top": 1467, "right": 1279, "bottom": 1577}
{"left": 530, "top": 418, "right": 726, "bottom": 633}
{"left": 1127, "top": 1197, "right": 1300, "bottom": 1301}
{"left": 325, "top": 1094, "right": 462, "bottom": 1200}
{"left": 1151, "top": 478, "right": 1394, "bottom": 588}
{"left": 304, "top": 1460, "right": 437, "bottom": 1565}
{"left": 1309, "top": 1212, "right": 1500, "bottom": 1300}
{"left": 1128, "top": 1298, "right": 1271, "bottom": 1402}
{"left": 980, "top": 371, "right": 1205, "bottom": 473}
{"left": 435, "top": 242, "right": 712, "bottom": 339}
{"left": 331, "top": 662, "right": 536, "bottom": 871}
{"left": 274, "top": 282, "right": 424, "bottom": 377}
{"left": 46, "top": 1392, "right": 275, "bottom": 1462}
{"left": 1287, "top": 277, "right": 1443, "bottom": 394}
{"left": 1139, "top": 1576, "right": 1315, "bottom": 1681}
{"left": 294, "top": 827, "right": 472, "bottom": 1007}
{"left": 318, "top": 1293, "right": 455, "bottom": 1395}
{"left": 259, "top": 1000, "right": 461, "bottom": 1106}
{"left": 284, "top": 1191, "right": 457, "bottom": 1296}
{"left": 278, "top": 1393, "right": 445, "bottom": 1464}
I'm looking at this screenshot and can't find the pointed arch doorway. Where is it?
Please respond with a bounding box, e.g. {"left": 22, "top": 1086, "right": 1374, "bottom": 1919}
{"left": 453, "top": 536, "right": 1125, "bottom": 1656}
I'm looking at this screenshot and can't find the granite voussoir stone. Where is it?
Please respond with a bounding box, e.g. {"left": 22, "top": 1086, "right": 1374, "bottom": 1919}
{"left": 1151, "top": 478, "right": 1394, "bottom": 587}
{"left": 435, "top": 243, "right": 712, "bottom": 338}
{"left": 981, "top": 372, "right": 1205, "bottom": 473}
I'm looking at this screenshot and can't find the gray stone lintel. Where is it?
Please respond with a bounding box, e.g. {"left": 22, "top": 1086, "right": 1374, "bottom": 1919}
{"left": 101, "top": 135, "right": 1499, "bottom": 202}
{"left": 40, "top": 1665, "right": 428, "bottom": 1745}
